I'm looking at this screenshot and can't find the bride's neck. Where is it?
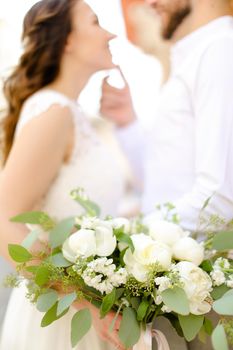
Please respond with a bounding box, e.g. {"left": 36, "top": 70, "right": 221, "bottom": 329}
{"left": 48, "top": 62, "right": 92, "bottom": 101}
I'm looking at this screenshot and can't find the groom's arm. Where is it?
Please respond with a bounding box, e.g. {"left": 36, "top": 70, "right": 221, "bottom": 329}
{"left": 175, "top": 37, "right": 233, "bottom": 231}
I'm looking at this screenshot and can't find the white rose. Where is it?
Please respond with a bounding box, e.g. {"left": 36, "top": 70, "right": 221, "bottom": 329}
{"left": 146, "top": 219, "right": 188, "bottom": 247}
{"left": 172, "top": 237, "right": 204, "bottom": 266}
{"left": 95, "top": 224, "right": 117, "bottom": 256}
{"left": 174, "top": 261, "right": 213, "bottom": 315}
{"left": 110, "top": 217, "right": 131, "bottom": 233}
{"left": 62, "top": 229, "right": 97, "bottom": 262}
{"left": 124, "top": 234, "right": 172, "bottom": 282}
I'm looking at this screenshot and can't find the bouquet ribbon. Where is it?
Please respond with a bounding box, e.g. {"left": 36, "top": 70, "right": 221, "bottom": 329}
{"left": 133, "top": 325, "right": 170, "bottom": 350}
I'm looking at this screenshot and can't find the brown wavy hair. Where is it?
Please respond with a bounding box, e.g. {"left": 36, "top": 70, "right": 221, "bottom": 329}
{"left": 0, "top": 0, "right": 77, "bottom": 164}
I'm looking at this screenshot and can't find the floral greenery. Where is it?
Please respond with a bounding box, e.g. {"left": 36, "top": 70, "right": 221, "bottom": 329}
{"left": 5, "top": 188, "right": 233, "bottom": 349}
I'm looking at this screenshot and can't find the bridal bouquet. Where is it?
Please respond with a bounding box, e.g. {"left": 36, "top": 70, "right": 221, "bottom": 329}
{"left": 6, "top": 189, "right": 233, "bottom": 349}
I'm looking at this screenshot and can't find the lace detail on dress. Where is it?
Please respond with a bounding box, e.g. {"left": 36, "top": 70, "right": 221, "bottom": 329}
{"left": 15, "top": 89, "right": 125, "bottom": 219}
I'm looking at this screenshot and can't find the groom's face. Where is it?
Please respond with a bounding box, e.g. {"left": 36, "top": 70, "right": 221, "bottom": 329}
{"left": 145, "top": 0, "right": 191, "bottom": 39}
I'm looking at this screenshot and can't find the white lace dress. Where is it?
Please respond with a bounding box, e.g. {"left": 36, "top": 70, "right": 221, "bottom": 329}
{"left": 0, "top": 90, "right": 124, "bottom": 350}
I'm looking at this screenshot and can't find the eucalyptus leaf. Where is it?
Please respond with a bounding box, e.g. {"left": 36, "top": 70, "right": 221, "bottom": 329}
{"left": 49, "top": 253, "right": 72, "bottom": 267}
{"left": 11, "top": 211, "right": 55, "bottom": 230}
{"left": 57, "top": 292, "right": 77, "bottom": 316}
{"left": 161, "top": 287, "right": 189, "bottom": 316}
{"left": 212, "top": 231, "right": 233, "bottom": 251}
{"left": 178, "top": 314, "right": 204, "bottom": 341}
{"left": 8, "top": 244, "right": 32, "bottom": 263}
{"left": 70, "top": 188, "right": 101, "bottom": 217}
{"left": 71, "top": 309, "right": 92, "bottom": 347}
{"left": 35, "top": 266, "right": 50, "bottom": 287}
{"left": 211, "top": 285, "right": 230, "bottom": 300}
{"left": 41, "top": 302, "right": 69, "bottom": 327}
{"left": 100, "top": 289, "right": 116, "bottom": 318}
{"left": 213, "top": 290, "right": 233, "bottom": 315}
{"left": 137, "top": 299, "right": 149, "bottom": 322}
{"left": 37, "top": 290, "right": 58, "bottom": 312}
{"left": 119, "top": 307, "right": 140, "bottom": 348}
{"left": 204, "top": 317, "right": 214, "bottom": 336}
{"left": 49, "top": 217, "right": 75, "bottom": 249}
{"left": 211, "top": 324, "right": 229, "bottom": 350}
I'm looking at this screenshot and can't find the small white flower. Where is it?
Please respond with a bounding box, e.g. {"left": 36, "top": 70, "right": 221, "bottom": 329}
{"left": 210, "top": 270, "right": 226, "bottom": 286}
{"left": 226, "top": 276, "right": 233, "bottom": 288}
{"left": 161, "top": 305, "right": 172, "bottom": 313}
{"left": 155, "top": 276, "right": 172, "bottom": 292}
{"left": 154, "top": 295, "right": 163, "bottom": 305}
{"left": 213, "top": 257, "right": 230, "bottom": 270}
{"left": 81, "top": 258, "right": 128, "bottom": 294}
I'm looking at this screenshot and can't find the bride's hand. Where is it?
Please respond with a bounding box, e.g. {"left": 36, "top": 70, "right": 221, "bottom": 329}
{"left": 74, "top": 300, "right": 127, "bottom": 350}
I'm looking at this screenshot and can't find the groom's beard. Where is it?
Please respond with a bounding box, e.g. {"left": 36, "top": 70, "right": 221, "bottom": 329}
{"left": 162, "top": 5, "right": 191, "bottom": 39}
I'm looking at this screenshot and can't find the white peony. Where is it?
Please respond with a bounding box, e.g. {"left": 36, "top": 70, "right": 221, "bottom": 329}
{"left": 174, "top": 261, "right": 213, "bottom": 315}
{"left": 123, "top": 234, "right": 172, "bottom": 282}
{"left": 62, "top": 223, "right": 116, "bottom": 262}
{"left": 172, "top": 237, "right": 204, "bottom": 266}
{"left": 62, "top": 229, "right": 96, "bottom": 262}
{"left": 147, "top": 220, "right": 188, "bottom": 247}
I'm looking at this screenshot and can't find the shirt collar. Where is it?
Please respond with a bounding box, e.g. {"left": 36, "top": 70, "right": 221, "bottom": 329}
{"left": 171, "top": 16, "right": 233, "bottom": 67}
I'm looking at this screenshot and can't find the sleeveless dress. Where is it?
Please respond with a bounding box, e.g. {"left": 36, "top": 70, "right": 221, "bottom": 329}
{"left": 0, "top": 89, "right": 124, "bottom": 350}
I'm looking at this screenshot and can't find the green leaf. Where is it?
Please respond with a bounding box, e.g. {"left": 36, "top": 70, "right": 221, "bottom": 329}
{"left": 11, "top": 211, "right": 55, "bottom": 230}
{"left": 161, "top": 287, "right": 189, "bottom": 316}
{"left": 22, "top": 229, "right": 40, "bottom": 249}
{"left": 200, "top": 260, "right": 213, "bottom": 273}
{"left": 204, "top": 317, "right": 214, "bottom": 336}
{"left": 115, "top": 232, "right": 134, "bottom": 253}
{"left": 41, "top": 301, "right": 68, "bottom": 327}
{"left": 26, "top": 266, "right": 38, "bottom": 274}
{"left": 131, "top": 297, "right": 141, "bottom": 311}
{"left": 8, "top": 244, "right": 32, "bottom": 263}
{"left": 100, "top": 289, "right": 116, "bottom": 318}
{"left": 211, "top": 324, "right": 229, "bottom": 350}
{"left": 213, "top": 290, "right": 233, "bottom": 315}
{"left": 70, "top": 188, "right": 101, "bottom": 217}
{"left": 201, "top": 196, "right": 212, "bottom": 211}
{"left": 35, "top": 266, "right": 50, "bottom": 287}
{"left": 212, "top": 231, "right": 233, "bottom": 251}
{"left": 137, "top": 299, "right": 149, "bottom": 322}
{"left": 211, "top": 285, "right": 230, "bottom": 300}
{"left": 119, "top": 307, "right": 140, "bottom": 348}
{"left": 115, "top": 288, "right": 124, "bottom": 301}
{"left": 49, "top": 217, "right": 75, "bottom": 249}
{"left": 178, "top": 314, "right": 204, "bottom": 341}
{"left": 48, "top": 253, "right": 72, "bottom": 267}
{"left": 71, "top": 309, "right": 92, "bottom": 347}
{"left": 57, "top": 292, "right": 77, "bottom": 316}
{"left": 37, "top": 290, "right": 58, "bottom": 312}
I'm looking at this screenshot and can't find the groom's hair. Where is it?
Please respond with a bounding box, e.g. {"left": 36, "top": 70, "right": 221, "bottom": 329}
{"left": 1, "top": 0, "right": 77, "bottom": 164}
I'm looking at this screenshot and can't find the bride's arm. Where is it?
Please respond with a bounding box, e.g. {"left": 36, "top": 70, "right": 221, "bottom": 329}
{"left": 0, "top": 105, "right": 73, "bottom": 264}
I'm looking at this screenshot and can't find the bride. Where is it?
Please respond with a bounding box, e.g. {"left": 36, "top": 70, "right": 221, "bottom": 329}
{"left": 0, "top": 0, "right": 126, "bottom": 349}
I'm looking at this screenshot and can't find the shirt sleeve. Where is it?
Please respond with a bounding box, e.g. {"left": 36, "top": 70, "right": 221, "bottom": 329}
{"left": 174, "top": 36, "right": 233, "bottom": 231}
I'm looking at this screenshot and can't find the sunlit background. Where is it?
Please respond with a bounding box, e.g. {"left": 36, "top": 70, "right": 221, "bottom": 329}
{"left": 0, "top": 0, "right": 162, "bottom": 330}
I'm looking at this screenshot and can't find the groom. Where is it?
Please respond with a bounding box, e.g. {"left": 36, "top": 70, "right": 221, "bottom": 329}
{"left": 101, "top": 0, "right": 233, "bottom": 232}
{"left": 100, "top": 0, "right": 233, "bottom": 349}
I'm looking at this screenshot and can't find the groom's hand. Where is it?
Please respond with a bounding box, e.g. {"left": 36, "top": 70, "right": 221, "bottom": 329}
{"left": 100, "top": 69, "right": 137, "bottom": 128}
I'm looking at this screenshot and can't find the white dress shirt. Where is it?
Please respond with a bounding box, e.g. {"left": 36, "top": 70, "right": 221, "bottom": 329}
{"left": 117, "top": 16, "right": 233, "bottom": 231}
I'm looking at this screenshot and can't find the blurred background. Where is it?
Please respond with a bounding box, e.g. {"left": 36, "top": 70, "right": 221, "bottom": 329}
{"left": 0, "top": 0, "right": 164, "bottom": 331}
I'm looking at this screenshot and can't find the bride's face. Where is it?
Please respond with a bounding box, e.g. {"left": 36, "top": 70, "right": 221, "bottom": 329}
{"left": 66, "top": 0, "right": 116, "bottom": 72}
